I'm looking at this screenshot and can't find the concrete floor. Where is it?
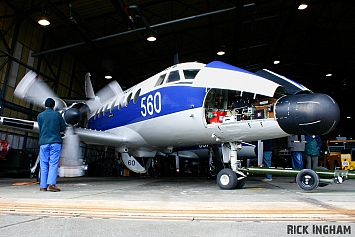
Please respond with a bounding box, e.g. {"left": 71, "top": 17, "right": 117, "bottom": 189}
{"left": 0, "top": 174, "right": 355, "bottom": 236}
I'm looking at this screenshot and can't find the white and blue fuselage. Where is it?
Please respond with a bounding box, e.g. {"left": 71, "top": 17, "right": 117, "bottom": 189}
{"left": 86, "top": 61, "right": 339, "bottom": 158}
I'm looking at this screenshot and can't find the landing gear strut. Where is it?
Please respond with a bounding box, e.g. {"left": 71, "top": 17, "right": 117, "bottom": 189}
{"left": 215, "top": 142, "right": 247, "bottom": 190}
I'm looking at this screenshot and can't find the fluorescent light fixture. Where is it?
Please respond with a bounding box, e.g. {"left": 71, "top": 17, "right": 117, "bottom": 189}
{"left": 298, "top": 3, "right": 308, "bottom": 10}
{"left": 38, "top": 17, "right": 50, "bottom": 26}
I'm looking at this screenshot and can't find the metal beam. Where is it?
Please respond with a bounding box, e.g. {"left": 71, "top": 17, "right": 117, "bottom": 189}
{"left": 109, "top": 0, "right": 134, "bottom": 30}
{"left": 40, "top": 0, "right": 119, "bottom": 72}
{"left": 32, "top": 6, "right": 237, "bottom": 57}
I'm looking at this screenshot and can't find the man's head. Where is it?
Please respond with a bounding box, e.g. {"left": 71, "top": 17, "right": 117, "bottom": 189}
{"left": 44, "top": 98, "right": 55, "bottom": 108}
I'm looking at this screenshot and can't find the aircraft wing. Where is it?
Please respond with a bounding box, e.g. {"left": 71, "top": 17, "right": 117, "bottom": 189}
{"left": 0, "top": 116, "right": 125, "bottom": 147}
{"left": 74, "top": 128, "right": 125, "bottom": 146}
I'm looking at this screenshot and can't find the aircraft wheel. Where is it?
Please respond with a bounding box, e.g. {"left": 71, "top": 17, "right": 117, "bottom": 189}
{"left": 217, "top": 168, "right": 237, "bottom": 190}
{"left": 235, "top": 177, "right": 246, "bottom": 189}
{"left": 296, "top": 169, "right": 319, "bottom": 191}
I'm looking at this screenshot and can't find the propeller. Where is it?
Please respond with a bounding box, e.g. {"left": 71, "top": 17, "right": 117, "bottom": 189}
{"left": 14, "top": 71, "right": 67, "bottom": 111}
{"left": 16, "top": 71, "right": 124, "bottom": 177}
{"left": 14, "top": 71, "right": 86, "bottom": 177}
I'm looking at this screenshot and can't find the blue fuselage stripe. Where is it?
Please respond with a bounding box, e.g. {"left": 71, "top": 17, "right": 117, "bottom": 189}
{"left": 87, "top": 86, "right": 207, "bottom": 131}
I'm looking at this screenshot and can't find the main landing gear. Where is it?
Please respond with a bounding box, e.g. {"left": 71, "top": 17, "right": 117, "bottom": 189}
{"left": 211, "top": 142, "right": 247, "bottom": 190}
{"left": 212, "top": 142, "right": 355, "bottom": 191}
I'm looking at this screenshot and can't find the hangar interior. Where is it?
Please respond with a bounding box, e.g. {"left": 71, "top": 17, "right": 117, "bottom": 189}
{"left": 0, "top": 0, "right": 354, "bottom": 176}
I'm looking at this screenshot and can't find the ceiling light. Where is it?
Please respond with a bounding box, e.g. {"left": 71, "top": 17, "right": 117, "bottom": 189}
{"left": 326, "top": 73, "right": 332, "bottom": 77}
{"left": 298, "top": 3, "right": 308, "bottom": 10}
{"left": 273, "top": 60, "right": 280, "bottom": 64}
{"left": 105, "top": 71, "right": 112, "bottom": 79}
{"left": 217, "top": 50, "right": 225, "bottom": 56}
{"left": 38, "top": 16, "right": 50, "bottom": 26}
{"left": 147, "top": 32, "right": 156, "bottom": 42}
{"left": 217, "top": 45, "right": 226, "bottom": 56}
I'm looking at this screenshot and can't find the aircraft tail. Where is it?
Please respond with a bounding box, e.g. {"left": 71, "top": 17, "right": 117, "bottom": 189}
{"left": 85, "top": 73, "right": 95, "bottom": 99}
{"left": 84, "top": 72, "right": 124, "bottom": 113}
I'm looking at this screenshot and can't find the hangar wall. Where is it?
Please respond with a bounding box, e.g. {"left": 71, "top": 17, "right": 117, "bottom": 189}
{"left": 0, "top": 2, "right": 88, "bottom": 150}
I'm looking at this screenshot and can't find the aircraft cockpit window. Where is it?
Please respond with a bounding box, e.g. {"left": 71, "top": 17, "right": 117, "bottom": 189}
{"left": 166, "top": 70, "right": 180, "bottom": 83}
{"left": 126, "top": 93, "right": 132, "bottom": 106}
{"left": 133, "top": 89, "right": 141, "bottom": 104}
{"left": 155, "top": 74, "right": 166, "bottom": 87}
{"left": 183, "top": 69, "right": 200, "bottom": 79}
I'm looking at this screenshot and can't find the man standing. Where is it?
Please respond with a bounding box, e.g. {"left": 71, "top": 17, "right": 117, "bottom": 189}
{"left": 305, "top": 135, "right": 322, "bottom": 169}
{"left": 262, "top": 139, "right": 273, "bottom": 182}
{"left": 38, "top": 98, "right": 67, "bottom": 192}
{"left": 288, "top": 135, "right": 306, "bottom": 169}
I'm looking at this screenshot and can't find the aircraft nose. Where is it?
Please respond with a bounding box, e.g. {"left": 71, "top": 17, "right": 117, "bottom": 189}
{"left": 275, "top": 93, "right": 340, "bottom": 135}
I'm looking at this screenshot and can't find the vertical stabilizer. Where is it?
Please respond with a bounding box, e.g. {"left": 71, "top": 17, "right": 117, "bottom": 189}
{"left": 85, "top": 73, "right": 95, "bottom": 98}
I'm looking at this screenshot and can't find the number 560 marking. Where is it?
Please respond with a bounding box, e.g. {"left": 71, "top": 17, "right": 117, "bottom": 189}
{"left": 141, "top": 92, "right": 162, "bottom": 117}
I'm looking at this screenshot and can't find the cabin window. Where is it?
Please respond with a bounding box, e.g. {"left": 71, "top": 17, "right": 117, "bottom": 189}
{"left": 183, "top": 69, "right": 200, "bottom": 79}
{"left": 110, "top": 100, "right": 115, "bottom": 113}
{"left": 166, "top": 70, "right": 180, "bottom": 83}
{"left": 155, "top": 74, "right": 166, "bottom": 87}
{"left": 126, "top": 93, "right": 132, "bottom": 106}
{"left": 97, "top": 107, "right": 103, "bottom": 118}
{"left": 133, "top": 88, "right": 141, "bottom": 104}
{"left": 102, "top": 104, "right": 108, "bottom": 116}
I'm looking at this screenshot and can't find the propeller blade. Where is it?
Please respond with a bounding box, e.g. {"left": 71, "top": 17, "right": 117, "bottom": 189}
{"left": 15, "top": 70, "right": 67, "bottom": 110}
{"left": 96, "top": 80, "right": 123, "bottom": 103}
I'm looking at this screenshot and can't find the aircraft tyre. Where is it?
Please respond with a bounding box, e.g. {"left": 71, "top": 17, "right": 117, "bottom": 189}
{"left": 296, "top": 169, "right": 319, "bottom": 191}
{"left": 235, "top": 177, "right": 246, "bottom": 189}
{"left": 217, "top": 168, "right": 237, "bottom": 190}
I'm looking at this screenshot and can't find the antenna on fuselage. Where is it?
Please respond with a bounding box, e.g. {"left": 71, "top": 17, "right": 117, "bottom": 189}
{"left": 174, "top": 54, "right": 179, "bottom": 65}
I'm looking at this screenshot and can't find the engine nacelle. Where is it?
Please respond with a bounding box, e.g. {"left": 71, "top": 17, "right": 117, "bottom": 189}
{"left": 63, "top": 108, "right": 81, "bottom": 125}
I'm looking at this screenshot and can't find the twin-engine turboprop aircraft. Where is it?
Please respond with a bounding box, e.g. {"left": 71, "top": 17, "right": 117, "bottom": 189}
{"left": 0, "top": 61, "right": 340, "bottom": 189}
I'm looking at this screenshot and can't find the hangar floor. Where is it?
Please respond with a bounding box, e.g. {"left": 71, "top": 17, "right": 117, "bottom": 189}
{"left": 0, "top": 175, "right": 355, "bottom": 236}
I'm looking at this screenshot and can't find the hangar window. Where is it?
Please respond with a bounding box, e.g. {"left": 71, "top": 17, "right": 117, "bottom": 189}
{"left": 133, "top": 88, "right": 141, "bottom": 104}
{"left": 183, "top": 69, "right": 200, "bottom": 79}
{"left": 166, "top": 70, "right": 180, "bottom": 83}
{"left": 155, "top": 74, "right": 166, "bottom": 87}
